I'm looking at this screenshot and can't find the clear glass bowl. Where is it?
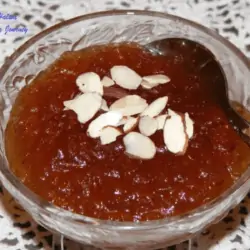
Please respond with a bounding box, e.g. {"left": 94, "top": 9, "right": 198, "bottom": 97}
{"left": 0, "top": 10, "right": 250, "bottom": 250}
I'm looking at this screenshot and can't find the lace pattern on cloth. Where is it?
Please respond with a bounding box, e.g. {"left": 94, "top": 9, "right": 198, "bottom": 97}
{"left": 0, "top": 0, "right": 250, "bottom": 249}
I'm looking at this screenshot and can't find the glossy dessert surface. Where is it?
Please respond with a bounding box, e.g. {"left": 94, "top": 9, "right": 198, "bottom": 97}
{"left": 5, "top": 42, "right": 250, "bottom": 221}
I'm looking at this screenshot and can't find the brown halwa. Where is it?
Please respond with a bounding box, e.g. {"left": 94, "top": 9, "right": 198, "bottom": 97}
{"left": 5, "top": 42, "right": 250, "bottom": 221}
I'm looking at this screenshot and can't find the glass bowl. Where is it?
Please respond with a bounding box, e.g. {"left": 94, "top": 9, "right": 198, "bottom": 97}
{"left": 0, "top": 10, "right": 250, "bottom": 250}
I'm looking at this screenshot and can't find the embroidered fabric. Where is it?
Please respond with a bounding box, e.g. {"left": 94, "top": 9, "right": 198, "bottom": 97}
{"left": 0, "top": 1, "right": 249, "bottom": 249}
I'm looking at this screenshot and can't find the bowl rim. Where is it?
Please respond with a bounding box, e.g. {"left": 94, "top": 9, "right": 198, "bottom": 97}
{"left": 0, "top": 9, "right": 250, "bottom": 230}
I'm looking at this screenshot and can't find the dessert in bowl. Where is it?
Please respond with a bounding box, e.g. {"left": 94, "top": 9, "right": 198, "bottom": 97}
{"left": 0, "top": 10, "right": 250, "bottom": 249}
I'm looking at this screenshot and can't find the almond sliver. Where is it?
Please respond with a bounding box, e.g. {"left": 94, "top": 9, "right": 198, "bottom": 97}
{"left": 142, "top": 74, "right": 170, "bottom": 84}
{"left": 141, "top": 80, "right": 159, "bottom": 89}
{"left": 156, "top": 114, "right": 168, "bottom": 130}
{"left": 102, "top": 76, "right": 115, "bottom": 87}
{"left": 140, "top": 96, "right": 168, "bottom": 117}
{"left": 76, "top": 72, "right": 103, "bottom": 95}
{"left": 110, "top": 65, "right": 142, "bottom": 90}
{"left": 100, "top": 126, "right": 122, "bottom": 145}
{"left": 87, "top": 111, "right": 122, "bottom": 138}
{"left": 139, "top": 116, "right": 157, "bottom": 136}
{"left": 123, "top": 132, "right": 156, "bottom": 160}
{"left": 123, "top": 117, "right": 139, "bottom": 133}
{"left": 163, "top": 109, "right": 188, "bottom": 154}
{"left": 185, "top": 113, "right": 194, "bottom": 139}
{"left": 63, "top": 92, "right": 102, "bottom": 124}
{"left": 101, "top": 99, "right": 109, "bottom": 111}
{"left": 117, "top": 116, "right": 129, "bottom": 126}
{"left": 110, "top": 95, "right": 148, "bottom": 116}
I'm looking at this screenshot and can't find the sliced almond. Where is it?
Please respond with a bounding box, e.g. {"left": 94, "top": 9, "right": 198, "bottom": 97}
{"left": 141, "top": 80, "right": 159, "bottom": 89}
{"left": 117, "top": 116, "right": 129, "bottom": 126}
{"left": 63, "top": 92, "right": 102, "bottom": 124}
{"left": 123, "top": 132, "right": 156, "bottom": 160}
{"left": 101, "top": 76, "right": 115, "bottom": 87}
{"left": 138, "top": 116, "right": 158, "bottom": 136}
{"left": 140, "top": 96, "right": 168, "bottom": 117}
{"left": 101, "top": 99, "right": 109, "bottom": 111}
{"left": 76, "top": 72, "right": 103, "bottom": 95}
{"left": 63, "top": 94, "right": 81, "bottom": 111}
{"left": 185, "top": 113, "right": 194, "bottom": 139}
{"left": 123, "top": 117, "right": 139, "bottom": 133}
{"left": 163, "top": 109, "right": 188, "bottom": 154}
{"left": 87, "top": 111, "right": 122, "bottom": 138}
{"left": 141, "top": 74, "right": 170, "bottom": 89}
{"left": 100, "top": 126, "right": 122, "bottom": 145}
{"left": 142, "top": 74, "right": 170, "bottom": 85}
{"left": 110, "top": 95, "right": 148, "bottom": 116}
{"left": 156, "top": 114, "right": 168, "bottom": 130}
{"left": 110, "top": 65, "right": 142, "bottom": 90}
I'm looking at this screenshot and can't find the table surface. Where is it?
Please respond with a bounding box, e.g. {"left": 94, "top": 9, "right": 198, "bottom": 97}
{"left": 0, "top": 0, "right": 250, "bottom": 249}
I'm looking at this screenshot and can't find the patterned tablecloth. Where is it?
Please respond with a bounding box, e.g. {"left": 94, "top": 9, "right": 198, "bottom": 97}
{"left": 0, "top": 0, "right": 250, "bottom": 249}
